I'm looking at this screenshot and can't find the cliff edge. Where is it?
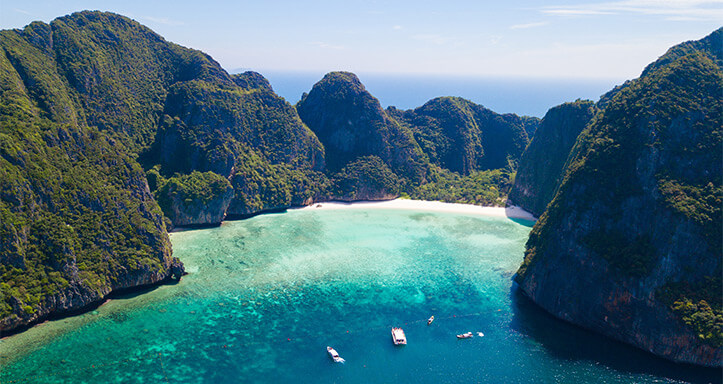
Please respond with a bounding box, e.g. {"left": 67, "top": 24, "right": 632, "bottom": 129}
{"left": 515, "top": 29, "right": 722, "bottom": 366}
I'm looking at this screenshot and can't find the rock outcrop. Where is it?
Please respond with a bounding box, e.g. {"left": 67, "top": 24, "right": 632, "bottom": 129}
{"left": 296, "top": 71, "right": 429, "bottom": 184}
{"left": 508, "top": 100, "right": 597, "bottom": 216}
{"left": 328, "top": 156, "right": 400, "bottom": 201}
{"left": 296, "top": 73, "right": 538, "bottom": 203}
{"left": 391, "top": 97, "right": 535, "bottom": 174}
{"left": 515, "top": 29, "right": 722, "bottom": 366}
{"left": 155, "top": 171, "right": 234, "bottom": 227}
{"left": 0, "top": 12, "right": 183, "bottom": 333}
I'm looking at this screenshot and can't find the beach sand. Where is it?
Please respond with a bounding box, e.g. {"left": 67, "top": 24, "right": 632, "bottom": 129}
{"left": 297, "top": 199, "right": 537, "bottom": 221}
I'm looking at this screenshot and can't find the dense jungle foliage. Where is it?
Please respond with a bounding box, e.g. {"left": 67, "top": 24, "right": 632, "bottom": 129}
{"left": 0, "top": 13, "right": 177, "bottom": 326}
{"left": 518, "top": 28, "right": 722, "bottom": 345}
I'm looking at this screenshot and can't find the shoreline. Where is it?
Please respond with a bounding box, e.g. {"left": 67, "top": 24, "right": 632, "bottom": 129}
{"left": 296, "top": 198, "right": 537, "bottom": 221}
{"left": 169, "top": 199, "right": 537, "bottom": 232}
{"left": 3, "top": 198, "right": 534, "bottom": 361}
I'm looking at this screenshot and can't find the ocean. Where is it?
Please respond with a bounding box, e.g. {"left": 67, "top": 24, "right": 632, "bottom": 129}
{"left": 0, "top": 207, "right": 718, "bottom": 383}
{"left": 258, "top": 71, "right": 623, "bottom": 117}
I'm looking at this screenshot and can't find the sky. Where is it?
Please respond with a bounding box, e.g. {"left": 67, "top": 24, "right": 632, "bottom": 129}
{"left": 0, "top": 1, "right": 721, "bottom": 82}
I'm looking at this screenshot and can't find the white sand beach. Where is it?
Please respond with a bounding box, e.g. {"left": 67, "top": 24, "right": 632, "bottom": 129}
{"left": 298, "top": 199, "right": 537, "bottom": 221}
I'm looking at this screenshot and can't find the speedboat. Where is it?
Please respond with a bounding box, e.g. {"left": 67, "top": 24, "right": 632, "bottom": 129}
{"left": 391, "top": 327, "right": 407, "bottom": 345}
{"left": 427, "top": 316, "right": 434, "bottom": 325}
{"left": 456, "top": 332, "right": 473, "bottom": 339}
{"left": 327, "top": 346, "right": 345, "bottom": 363}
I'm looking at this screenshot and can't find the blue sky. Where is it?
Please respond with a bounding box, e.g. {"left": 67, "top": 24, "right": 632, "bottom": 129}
{"left": 1, "top": 1, "right": 721, "bottom": 81}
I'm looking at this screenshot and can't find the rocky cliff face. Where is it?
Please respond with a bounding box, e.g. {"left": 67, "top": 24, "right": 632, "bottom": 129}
{"left": 392, "top": 97, "right": 534, "bottom": 174}
{"left": 1, "top": 11, "right": 328, "bottom": 332}
{"left": 24, "top": 12, "right": 327, "bottom": 229}
{"left": 153, "top": 72, "right": 326, "bottom": 223}
{"left": 515, "top": 29, "right": 722, "bottom": 366}
{"left": 156, "top": 72, "right": 325, "bottom": 177}
{"left": 155, "top": 171, "right": 234, "bottom": 227}
{"left": 296, "top": 73, "right": 538, "bottom": 203}
{"left": 0, "top": 13, "right": 184, "bottom": 333}
{"left": 508, "top": 100, "right": 597, "bottom": 216}
{"left": 327, "top": 156, "right": 400, "bottom": 201}
{"left": 296, "top": 72, "right": 429, "bottom": 184}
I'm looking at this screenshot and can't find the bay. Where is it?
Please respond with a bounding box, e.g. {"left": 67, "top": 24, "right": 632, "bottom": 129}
{"left": 0, "top": 207, "right": 718, "bottom": 383}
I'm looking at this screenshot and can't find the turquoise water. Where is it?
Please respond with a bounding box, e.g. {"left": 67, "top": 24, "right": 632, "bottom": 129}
{"left": 0, "top": 208, "right": 719, "bottom": 383}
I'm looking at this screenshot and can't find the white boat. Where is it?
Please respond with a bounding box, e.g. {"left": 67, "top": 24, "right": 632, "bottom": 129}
{"left": 391, "top": 327, "right": 407, "bottom": 345}
{"left": 457, "top": 332, "right": 473, "bottom": 339}
{"left": 327, "top": 346, "right": 345, "bottom": 363}
{"left": 427, "top": 316, "right": 434, "bottom": 325}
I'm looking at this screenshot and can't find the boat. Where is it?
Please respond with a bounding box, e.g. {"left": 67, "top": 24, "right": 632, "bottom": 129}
{"left": 427, "top": 316, "right": 434, "bottom": 325}
{"left": 327, "top": 346, "right": 345, "bottom": 363}
{"left": 391, "top": 327, "right": 407, "bottom": 345}
{"left": 477, "top": 332, "right": 484, "bottom": 337}
{"left": 456, "top": 332, "right": 473, "bottom": 339}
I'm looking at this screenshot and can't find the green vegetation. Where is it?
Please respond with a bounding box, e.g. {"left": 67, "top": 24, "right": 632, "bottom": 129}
{"left": 390, "top": 97, "right": 534, "bottom": 174}
{"left": 0, "top": 11, "right": 325, "bottom": 330}
{"left": 329, "top": 156, "right": 400, "bottom": 200}
{"left": 156, "top": 171, "right": 232, "bottom": 210}
{"left": 412, "top": 168, "right": 512, "bottom": 206}
{"left": 521, "top": 43, "right": 722, "bottom": 282}
{"left": 296, "top": 71, "right": 429, "bottom": 184}
{"left": 8, "top": 10, "right": 714, "bottom": 345}
{"left": 296, "top": 73, "right": 535, "bottom": 204}
{"left": 228, "top": 150, "right": 328, "bottom": 214}
{"left": 154, "top": 77, "right": 324, "bottom": 178}
{"left": 658, "top": 278, "right": 723, "bottom": 346}
{"left": 658, "top": 179, "right": 722, "bottom": 247}
{"left": 0, "top": 13, "right": 185, "bottom": 327}
{"left": 640, "top": 28, "right": 721, "bottom": 77}
{"left": 508, "top": 100, "right": 597, "bottom": 216}
{"left": 0, "top": 99, "right": 172, "bottom": 324}
{"left": 517, "top": 28, "right": 722, "bottom": 356}
{"left": 48, "top": 11, "right": 225, "bottom": 153}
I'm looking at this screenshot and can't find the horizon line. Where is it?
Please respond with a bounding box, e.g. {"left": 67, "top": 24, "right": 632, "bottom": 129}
{"left": 226, "top": 68, "right": 630, "bottom": 82}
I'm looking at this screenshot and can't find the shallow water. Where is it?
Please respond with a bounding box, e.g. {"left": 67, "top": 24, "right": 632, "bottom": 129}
{"left": 0, "top": 208, "right": 719, "bottom": 383}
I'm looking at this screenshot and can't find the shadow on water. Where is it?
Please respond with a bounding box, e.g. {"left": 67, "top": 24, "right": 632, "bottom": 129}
{"left": 506, "top": 217, "right": 535, "bottom": 228}
{"left": 0, "top": 278, "right": 180, "bottom": 338}
{"left": 106, "top": 278, "right": 180, "bottom": 301}
{"left": 509, "top": 284, "right": 722, "bottom": 384}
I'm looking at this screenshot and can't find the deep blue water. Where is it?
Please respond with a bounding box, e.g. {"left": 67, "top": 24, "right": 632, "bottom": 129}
{"left": 256, "top": 71, "right": 622, "bottom": 117}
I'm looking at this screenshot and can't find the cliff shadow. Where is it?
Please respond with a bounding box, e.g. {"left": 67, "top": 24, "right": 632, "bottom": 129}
{"left": 508, "top": 283, "right": 722, "bottom": 384}
{"left": 506, "top": 217, "right": 535, "bottom": 227}
{"left": 504, "top": 206, "right": 536, "bottom": 227}
{"left": 0, "top": 278, "right": 181, "bottom": 339}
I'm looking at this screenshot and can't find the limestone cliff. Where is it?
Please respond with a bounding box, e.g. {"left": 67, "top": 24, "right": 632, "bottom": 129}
{"left": 296, "top": 73, "right": 536, "bottom": 203}
{"left": 155, "top": 171, "right": 234, "bottom": 227}
{"left": 0, "top": 12, "right": 184, "bottom": 333}
{"left": 391, "top": 97, "right": 534, "bottom": 174}
{"left": 296, "top": 72, "right": 429, "bottom": 184}
{"left": 508, "top": 100, "right": 597, "bottom": 216}
{"left": 515, "top": 29, "right": 722, "bottom": 366}
{"left": 327, "top": 156, "right": 400, "bottom": 201}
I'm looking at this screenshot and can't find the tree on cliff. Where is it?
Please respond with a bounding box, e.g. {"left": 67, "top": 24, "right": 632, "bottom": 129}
{"left": 515, "top": 28, "right": 722, "bottom": 366}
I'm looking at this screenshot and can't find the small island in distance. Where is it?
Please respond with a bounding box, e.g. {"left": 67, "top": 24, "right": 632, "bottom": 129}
{"left": 0, "top": 9, "right": 720, "bottom": 383}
